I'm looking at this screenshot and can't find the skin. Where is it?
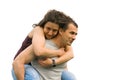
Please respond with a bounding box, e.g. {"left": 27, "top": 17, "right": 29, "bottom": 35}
{"left": 39, "top": 23, "right": 78, "bottom": 67}
{"left": 13, "top": 22, "right": 76, "bottom": 80}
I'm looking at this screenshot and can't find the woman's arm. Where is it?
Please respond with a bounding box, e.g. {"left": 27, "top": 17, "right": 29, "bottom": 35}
{"left": 12, "top": 26, "right": 65, "bottom": 80}
{"left": 32, "top": 26, "right": 65, "bottom": 57}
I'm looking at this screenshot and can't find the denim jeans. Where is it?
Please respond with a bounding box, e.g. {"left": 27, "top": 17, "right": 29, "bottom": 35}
{"left": 12, "top": 64, "right": 76, "bottom": 80}
{"left": 61, "top": 70, "right": 76, "bottom": 80}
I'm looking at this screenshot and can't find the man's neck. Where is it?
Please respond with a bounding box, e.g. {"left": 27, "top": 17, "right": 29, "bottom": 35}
{"left": 52, "top": 35, "right": 65, "bottom": 48}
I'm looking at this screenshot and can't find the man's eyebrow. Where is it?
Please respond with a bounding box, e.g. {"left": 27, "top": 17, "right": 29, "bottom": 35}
{"left": 70, "top": 31, "right": 77, "bottom": 35}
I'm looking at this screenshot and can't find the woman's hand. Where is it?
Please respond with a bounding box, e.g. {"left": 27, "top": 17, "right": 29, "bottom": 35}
{"left": 38, "top": 58, "right": 52, "bottom": 67}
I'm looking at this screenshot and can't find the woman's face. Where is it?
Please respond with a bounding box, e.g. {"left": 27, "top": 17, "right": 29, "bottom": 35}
{"left": 43, "top": 22, "right": 59, "bottom": 39}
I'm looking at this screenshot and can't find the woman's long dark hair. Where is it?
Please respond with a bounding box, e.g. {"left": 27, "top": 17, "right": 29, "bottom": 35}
{"left": 33, "top": 9, "right": 78, "bottom": 30}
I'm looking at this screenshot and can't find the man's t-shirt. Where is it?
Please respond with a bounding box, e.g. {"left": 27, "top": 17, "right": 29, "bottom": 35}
{"left": 31, "top": 40, "right": 66, "bottom": 80}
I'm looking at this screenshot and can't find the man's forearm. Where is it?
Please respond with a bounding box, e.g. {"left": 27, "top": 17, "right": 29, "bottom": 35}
{"left": 55, "top": 46, "right": 74, "bottom": 65}
{"left": 55, "top": 52, "right": 74, "bottom": 65}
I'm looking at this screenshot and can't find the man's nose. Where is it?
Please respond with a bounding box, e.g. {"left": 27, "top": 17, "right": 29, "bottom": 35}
{"left": 72, "top": 35, "right": 76, "bottom": 40}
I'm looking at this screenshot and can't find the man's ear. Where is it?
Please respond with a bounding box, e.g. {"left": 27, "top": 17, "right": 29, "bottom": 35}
{"left": 59, "top": 28, "right": 63, "bottom": 35}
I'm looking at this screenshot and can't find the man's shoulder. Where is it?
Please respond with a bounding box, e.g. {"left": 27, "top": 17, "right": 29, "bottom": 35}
{"left": 45, "top": 40, "right": 58, "bottom": 49}
{"left": 45, "top": 40, "right": 54, "bottom": 46}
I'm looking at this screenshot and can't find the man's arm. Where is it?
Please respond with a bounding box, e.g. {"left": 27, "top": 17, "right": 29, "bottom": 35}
{"left": 12, "top": 45, "right": 35, "bottom": 80}
{"left": 56, "top": 46, "right": 74, "bottom": 65}
{"left": 38, "top": 46, "right": 74, "bottom": 67}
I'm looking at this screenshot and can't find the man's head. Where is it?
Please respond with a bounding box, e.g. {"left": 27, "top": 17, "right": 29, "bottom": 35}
{"left": 58, "top": 20, "right": 78, "bottom": 46}
{"left": 59, "top": 22, "right": 78, "bottom": 46}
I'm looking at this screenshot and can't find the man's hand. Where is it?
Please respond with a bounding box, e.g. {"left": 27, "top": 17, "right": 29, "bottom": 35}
{"left": 38, "top": 58, "right": 52, "bottom": 67}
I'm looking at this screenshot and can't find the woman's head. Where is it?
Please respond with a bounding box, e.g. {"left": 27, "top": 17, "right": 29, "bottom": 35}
{"left": 43, "top": 22, "right": 59, "bottom": 39}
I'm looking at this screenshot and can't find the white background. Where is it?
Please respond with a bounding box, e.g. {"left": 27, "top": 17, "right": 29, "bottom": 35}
{"left": 0, "top": 0, "right": 120, "bottom": 80}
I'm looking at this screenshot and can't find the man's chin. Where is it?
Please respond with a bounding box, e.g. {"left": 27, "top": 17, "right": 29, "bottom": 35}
{"left": 67, "top": 43, "right": 71, "bottom": 46}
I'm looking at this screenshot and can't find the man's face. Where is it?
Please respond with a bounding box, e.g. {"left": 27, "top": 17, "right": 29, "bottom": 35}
{"left": 43, "top": 22, "right": 59, "bottom": 39}
{"left": 61, "top": 23, "right": 78, "bottom": 46}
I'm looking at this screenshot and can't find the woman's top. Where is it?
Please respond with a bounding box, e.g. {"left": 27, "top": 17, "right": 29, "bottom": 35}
{"left": 14, "top": 36, "right": 32, "bottom": 59}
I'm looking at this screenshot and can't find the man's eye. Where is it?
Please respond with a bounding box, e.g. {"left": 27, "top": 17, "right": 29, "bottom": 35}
{"left": 47, "top": 28, "right": 51, "bottom": 30}
{"left": 70, "top": 32, "right": 77, "bottom": 35}
{"left": 70, "top": 32, "right": 74, "bottom": 34}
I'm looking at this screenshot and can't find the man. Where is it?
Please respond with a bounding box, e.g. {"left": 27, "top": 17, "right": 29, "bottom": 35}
{"left": 12, "top": 10, "right": 77, "bottom": 80}
{"left": 31, "top": 20, "right": 78, "bottom": 80}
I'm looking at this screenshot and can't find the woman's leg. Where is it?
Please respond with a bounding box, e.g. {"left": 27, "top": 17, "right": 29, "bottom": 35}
{"left": 61, "top": 70, "right": 76, "bottom": 80}
{"left": 12, "top": 64, "right": 40, "bottom": 80}
{"left": 24, "top": 65, "right": 40, "bottom": 80}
